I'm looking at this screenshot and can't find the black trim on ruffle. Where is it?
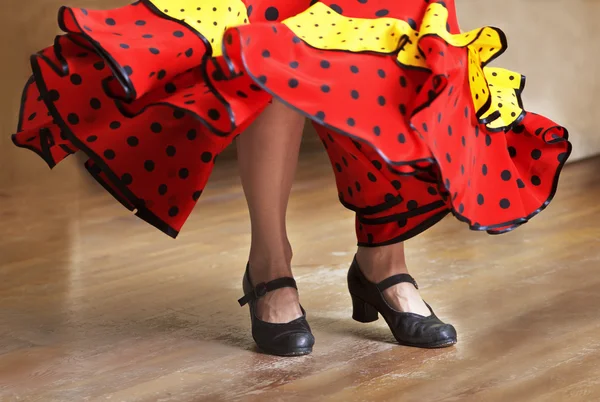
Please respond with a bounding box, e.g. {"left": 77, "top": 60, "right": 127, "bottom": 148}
{"left": 357, "top": 210, "right": 451, "bottom": 247}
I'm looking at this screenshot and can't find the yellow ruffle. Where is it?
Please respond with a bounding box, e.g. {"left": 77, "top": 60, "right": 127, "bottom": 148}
{"left": 148, "top": 0, "right": 248, "bottom": 57}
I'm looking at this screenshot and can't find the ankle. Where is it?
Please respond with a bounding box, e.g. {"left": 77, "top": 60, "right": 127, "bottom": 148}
{"left": 356, "top": 246, "right": 408, "bottom": 283}
{"left": 248, "top": 250, "right": 294, "bottom": 284}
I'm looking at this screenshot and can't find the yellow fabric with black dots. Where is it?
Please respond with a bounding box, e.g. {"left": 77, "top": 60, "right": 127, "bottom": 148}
{"left": 482, "top": 68, "right": 525, "bottom": 130}
{"left": 283, "top": 2, "right": 522, "bottom": 130}
{"left": 148, "top": 0, "right": 248, "bottom": 57}
{"left": 282, "top": 2, "right": 409, "bottom": 53}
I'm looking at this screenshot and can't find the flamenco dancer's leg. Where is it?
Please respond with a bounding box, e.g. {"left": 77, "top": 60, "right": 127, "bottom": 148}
{"left": 314, "top": 123, "right": 450, "bottom": 316}
{"left": 236, "top": 100, "right": 306, "bottom": 323}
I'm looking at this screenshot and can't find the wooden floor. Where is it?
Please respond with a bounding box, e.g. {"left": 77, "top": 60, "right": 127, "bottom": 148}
{"left": 1, "top": 151, "right": 599, "bottom": 402}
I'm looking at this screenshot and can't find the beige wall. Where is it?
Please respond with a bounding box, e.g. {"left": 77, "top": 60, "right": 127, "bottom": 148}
{"left": 0, "top": 0, "right": 596, "bottom": 189}
{"left": 458, "top": 0, "right": 598, "bottom": 162}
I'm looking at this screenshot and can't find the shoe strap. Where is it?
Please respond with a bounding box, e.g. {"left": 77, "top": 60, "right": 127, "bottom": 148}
{"left": 376, "top": 274, "right": 419, "bottom": 291}
{"left": 238, "top": 277, "right": 298, "bottom": 307}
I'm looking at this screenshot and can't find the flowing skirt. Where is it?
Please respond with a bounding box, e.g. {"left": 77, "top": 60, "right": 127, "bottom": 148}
{"left": 12, "top": 0, "right": 571, "bottom": 244}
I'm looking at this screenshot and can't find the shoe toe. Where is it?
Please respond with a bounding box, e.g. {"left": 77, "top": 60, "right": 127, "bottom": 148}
{"left": 434, "top": 323, "right": 458, "bottom": 344}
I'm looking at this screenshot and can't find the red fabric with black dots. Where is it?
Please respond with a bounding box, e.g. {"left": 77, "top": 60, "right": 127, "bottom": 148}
{"left": 12, "top": 0, "right": 571, "bottom": 242}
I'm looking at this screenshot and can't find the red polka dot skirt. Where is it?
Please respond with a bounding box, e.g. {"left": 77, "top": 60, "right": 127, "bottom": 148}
{"left": 12, "top": 0, "right": 572, "bottom": 244}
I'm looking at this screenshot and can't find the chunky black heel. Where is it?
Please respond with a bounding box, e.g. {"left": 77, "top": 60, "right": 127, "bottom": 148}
{"left": 351, "top": 295, "right": 379, "bottom": 323}
{"left": 238, "top": 264, "right": 315, "bottom": 356}
{"left": 347, "top": 257, "right": 457, "bottom": 348}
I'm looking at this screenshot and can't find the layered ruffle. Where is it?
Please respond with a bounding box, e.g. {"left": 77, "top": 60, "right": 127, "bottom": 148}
{"left": 12, "top": 0, "right": 571, "bottom": 240}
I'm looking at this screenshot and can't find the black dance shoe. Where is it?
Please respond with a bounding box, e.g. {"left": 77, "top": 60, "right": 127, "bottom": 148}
{"left": 238, "top": 265, "right": 315, "bottom": 356}
{"left": 347, "top": 257, "right": 457, "bottom": 348}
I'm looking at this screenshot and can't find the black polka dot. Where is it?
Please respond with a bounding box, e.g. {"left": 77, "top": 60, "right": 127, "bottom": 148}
{"left": 120, "top": 43, "right": 130, "bottom": 49}
{"left": 351, "top": 90, "right": 359, "bottom": 99}
{"left": 517, "top": 179, "right": 525, "bottom": 188}
{"left": 258, "top": 75, "right": 267, "bottom": 84}
{"left": 446, "top": 153, "right": 451, "bottom": 163}
{"left": 399, "top": 104, "right": 407, "bottom": 115}
{"left": 149, "top": 47, "right": 160, "bottom": 55}
{"left": 347, "top": 118, "right": 356, "bottom": 126}
{"left": 397, "top": 133, "right": 406, "bottom": 143}
{"left": 262, "top": 50, "right": 270, "bottom": 58}
{"left": 501, "top": 170, "right": 512, "bottom": 181}
{"left": 158, "top": 184, "right": 168, "bottom": 195}
{"left": 531, "top": 149, "right": 542, "bottom": 160}
{"left": 104, "top": 149, "right": 116, "bottom": 160}
{"left": 187, "top": 129, "right": 197, "bottom": 140}
{"left": 377, "top": 69, "right": 386, "bottom": 78}
{"left": 330, "top": 4, "right": 343, "bottom": 14}
{"left": 485, "top": 134, "right": 492, "bottom": 146}
{"left": 168, "top": 206, "right": 179, "bottom": 217}
{"left": 265, "top": 6, "right": 279, "bottom": 21}
{"left": 158, "top": 70, "right": 167, "bottom": 80}
{"left": 392, "top": 180, "right": 401, "bottom": 190}
{"left": 373, "top": 126, "right": 381, "bottom": 136}
{"left": 367, "top": 172, "right": 377, "bottom": 182}
{"left": 89, "top": 98, "right": 101, "bottom": 110}
{"left": 86, "top": 135, "right": 97, "bottom": 143}
{"left": 166, "top": 146, "right": 176, "bottom": 157}
{"left": 508, "top": 146, "right": 517, "bottom": 157}
{"left": 165, "top": 83, "right": 177, "bottom": 93}
{"left": 375, "top": 9, "right": 389, "bottom": 17}
{"left": 531, "top": 175, "right": 541, "bottom": 186}
{"left": 192, "top": 190, "right": 203, "bottom": 201}
{"left": 179, "top": 168, "right": 189, "bottom": 179}
{"left": 289, "top": 61, "right": 299, "bottom": 68}
{"left": 558, "top": 152, "right": 567, "bottom": 163}
{"left": 151, "top": 122, "right": 163, "bottom": 133}
{"left": 109, "top": 121, "right": 121, "bottom": 130}
{"left": 67, "top": 113, "right": 79, "bottom": 125}
{"left": 320, "top": 60, "right": 331, "bottom": 69}
{"left": 121, "top": 173, "right": 133, "bottom": 185}
{"left": 321, "top": 85, "right": 331, "bottom": 93}
{"left": 500, "top": 199, "right": 511, "bottom": 209}
{"left": 458, "top": 203, "right": 465, "bottom": 214}
{"left": 315, "top": 111, "right": 325, "bottom": 120}
{"left": 377, "top": 96, "right": 386, "bottom": 106}
{"left": 427, "top": 187, "right": 438, "bottom": 196}
{"left": 350, "top": 65, "right": 359, "bottom": 73}
{"left": 399, "top": 76, "right": 407, "bottom": 87}
{"left": 144, "top": 160, "right": 155, "bottom": 172}
{"left": 126, "top": 136, "right": 139, "bottom": 147}
{"left": 135, "top": 20, "right": 146, "bottom": 26}
{"left": 288, "top": 78, "right": 299, "bottom": 88}
{"left": 173, "top": 30, "right": 184, "bottom": 37}
{"left": 477, "top": 194, "right": 485, "bottom": 205}
{"left": 185, "top": 48, "right": 194, "bottom": 57}
{"left": 47, "top": 89, "right": 60, "bottom": 102}
{"left": 448, "top": 126, "right": 453, "bottom": 136}
{"left": 105, "top": 18, "right": 116, "bottom": 26}
{"left": 28, "top": 112, "right": 37, "bottom": 121}
{"left": 482, "top": 164, "right": 488, "bottom": 176}
{"left": 201, "top": 152, "right": 213, "bottom": 163}
{"left": 208, "top": 109, "right": 220, "bottom": 120}
{"left": 407, "top": 200, "right": 418, "bottom": 210}
{"left": 70, "top": 74, "right": 82, "bottom": 85}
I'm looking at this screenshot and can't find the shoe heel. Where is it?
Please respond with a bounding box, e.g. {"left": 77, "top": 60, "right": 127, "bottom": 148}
{"left": 351, "top": 296, "right": 379, "bottom": 323}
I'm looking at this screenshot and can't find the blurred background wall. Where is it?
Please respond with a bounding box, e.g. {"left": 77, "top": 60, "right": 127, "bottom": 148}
{"left": 1, "top": 0, "right": 596, "bottom": 190}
